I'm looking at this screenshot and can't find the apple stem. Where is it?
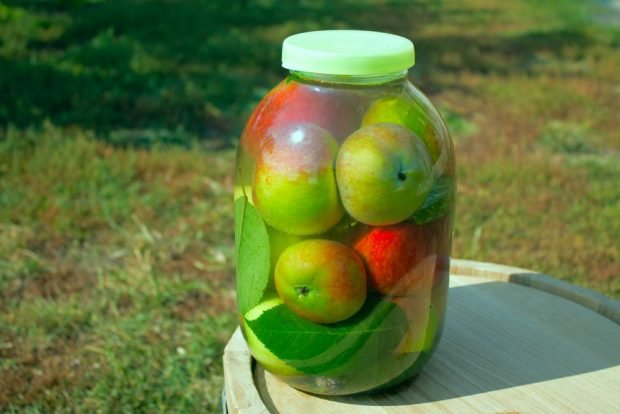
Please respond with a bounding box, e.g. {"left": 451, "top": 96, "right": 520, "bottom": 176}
{"left": 398, "top": 171, "right": 407, "bottom": 181}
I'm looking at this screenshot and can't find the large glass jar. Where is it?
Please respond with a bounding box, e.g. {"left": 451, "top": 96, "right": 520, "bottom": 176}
{"left": 234, "top": 30, "right": 454, "bottom": 396}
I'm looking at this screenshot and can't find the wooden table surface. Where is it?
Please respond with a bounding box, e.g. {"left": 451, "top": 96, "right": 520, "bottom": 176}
{"left": 223, "top": 259, "right": 620, "bottom": 414}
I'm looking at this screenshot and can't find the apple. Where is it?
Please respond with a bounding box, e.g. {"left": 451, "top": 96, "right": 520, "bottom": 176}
{"left": 431, "top": 267, "right": 449, "bottom": 340}
{"left": 275, "top": 239, "right": 367, "bottom": 324}
{"left": 362, "top": 96, "right": 442, "bottom": 163}
{"left": 253, "top": 123, "right": 344, "bottom": 235}
{"left": 268, "top": 226, "right": 305, "bottom": 273}
{"left": 430, "top": 212, "right": 452, "bottom": 328}
{"left": 393, "top": 296, "right": 437, "bottom": 354}
{"left": 434, "top": 255, "right": 450, "bottom": 287}
{"left": 336, "top": 123, "right": 433, "bottom": 226}
{"left": 243, "top": 297, "right": 300, "bottom": 376}
{"left": 353, "top": 221, "right": 438, "bottom": 296}
{"left": 240, "top": 80, "right": 363, "bottom": 158}
{"left": 431, "top": 209, "right": 453, "bottom": 286}
{"left": 265, "top": 226, "right": 305, "bottom": 293}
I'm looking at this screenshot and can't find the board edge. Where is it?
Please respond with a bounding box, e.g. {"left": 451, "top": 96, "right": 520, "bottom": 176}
{"left": 451, "top": 258, "right": 620, "bottom": 325}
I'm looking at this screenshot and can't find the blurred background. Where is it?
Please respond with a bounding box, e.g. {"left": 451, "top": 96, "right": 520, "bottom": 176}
{"left": 0, "top": 0, "right": 618, "bottom": 412}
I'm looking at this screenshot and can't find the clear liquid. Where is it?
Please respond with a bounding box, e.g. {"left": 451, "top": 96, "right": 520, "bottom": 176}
{"left": 235, "top": 74, "right": 454, "bottom": 395}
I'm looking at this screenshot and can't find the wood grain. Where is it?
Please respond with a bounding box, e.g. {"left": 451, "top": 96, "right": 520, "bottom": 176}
{"left": 223, "top": 259, "right": 620, "bottom": 414}
{"left": 223, "top": 328, "right": 269, "bottom": 414}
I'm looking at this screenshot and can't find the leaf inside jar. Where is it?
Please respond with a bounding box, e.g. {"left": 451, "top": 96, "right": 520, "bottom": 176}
{"left": 235, "top": 196, "right": 271, "bottom": 314}
{"left": 411, "top": 176, "right": 455, "bottom": 224}
{"left": 244, "top": 294, "right": 408, "bottom": 375}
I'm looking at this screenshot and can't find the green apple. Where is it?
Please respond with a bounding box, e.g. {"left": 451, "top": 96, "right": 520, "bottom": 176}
{"left": 275, "top": 239, "right": 367, "bottom": 324}
{"left": 253, "top": 123, "right": 344, "bottom": 235}
{"left": 336, "top": 123, "right": 433, "bottom": 226}
{"left": 362, "top": 96, "right": 441, "bottom": 162}
{"left": 243, "top": 297, "right": 300, "bottom": 376}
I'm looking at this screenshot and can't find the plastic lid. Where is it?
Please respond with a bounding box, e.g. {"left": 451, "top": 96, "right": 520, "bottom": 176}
{"left": 282, "top": 30, "right": 415, "bottom": 76}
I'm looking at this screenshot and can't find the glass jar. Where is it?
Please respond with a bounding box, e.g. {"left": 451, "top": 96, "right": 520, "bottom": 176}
{"left": 234, "top": 30, "right": 454, "bottom": 395}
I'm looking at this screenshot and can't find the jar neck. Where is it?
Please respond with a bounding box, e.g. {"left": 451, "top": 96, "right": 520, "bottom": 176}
{"left": 289, "top": 70, "right": 408, "bottom": 86}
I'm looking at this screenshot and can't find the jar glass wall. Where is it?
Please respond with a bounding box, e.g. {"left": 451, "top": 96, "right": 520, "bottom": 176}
{"left": 234, "top": 32, "right": 454, "bottom": 396}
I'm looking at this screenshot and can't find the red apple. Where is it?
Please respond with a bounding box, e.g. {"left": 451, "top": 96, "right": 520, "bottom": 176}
{"left": 353, "top": 220, "right": 450, "bottom": 296}
{"left": 240, "top": 80, "right": 362, "bottom": 157}
{"left": 252, "top": 123, "right": 344, "bottom": 235}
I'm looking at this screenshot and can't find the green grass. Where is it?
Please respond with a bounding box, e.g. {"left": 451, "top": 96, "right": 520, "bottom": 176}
{"left": 0, "top": 124, "right": 236, "bottom": 411}
{"left": 1, "top": 0, "right": 619, "bottom": 412}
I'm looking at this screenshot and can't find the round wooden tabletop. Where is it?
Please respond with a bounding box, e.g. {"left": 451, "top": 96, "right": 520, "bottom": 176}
{"left": 223, "top": 259, "right": 620, "bottom": 414}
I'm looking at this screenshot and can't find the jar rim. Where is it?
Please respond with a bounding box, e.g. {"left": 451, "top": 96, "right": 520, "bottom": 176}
{"left": 289, "top": 70, "right": 408, "bottom": 86}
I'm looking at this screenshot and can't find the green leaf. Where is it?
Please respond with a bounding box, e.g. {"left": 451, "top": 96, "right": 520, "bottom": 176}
{"left": 235, "top": 196, "right": 270, "bottom": 314}
{"left": 245, "top": 295, "right": 408, "bottom": 376}
{"left": 412, "top": 176, "right": 455, "bottom": 224}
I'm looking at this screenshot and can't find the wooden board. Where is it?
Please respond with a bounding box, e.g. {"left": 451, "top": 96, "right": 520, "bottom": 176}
{"left": 223, "top": 259, "right": 620, "bottom": 414}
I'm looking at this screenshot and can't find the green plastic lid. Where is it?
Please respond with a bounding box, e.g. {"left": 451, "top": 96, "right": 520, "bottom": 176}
{"left": 282, "top": 30, "right": 415, "bottom": 76}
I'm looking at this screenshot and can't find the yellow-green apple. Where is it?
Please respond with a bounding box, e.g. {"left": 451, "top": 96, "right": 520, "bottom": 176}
{"left": 434, "top": 255, "right": 450, "bottom": 287}
{"left": 336, "top": 123, "right": 433, "bottom": 226}
{"left": 253, "top": 123, "right": 344, "bottom": 235}
{"left": 243, "top": 297, "right": 300, "bottom": 376}
{"left": 264, "top": 226, "right": 305, "bottom": 293}
{"left": 431, "top": 211, "right": 453, "bottom": 287}
{"left": 353, "top": 221, "right": 438, "bottom": 296}
{"left": 275, "top": 239, "right": 367, "bottom": 324}
{"left": 431, "top": 263, "right": 449, "bottom": 339}
{"left": 240, "top": 80, "right": 363, "bottom": 158}
{"left": 393, "top": 296, "right": 437, "bottom": 354}
{"left": 429, "top": 213, "right": 452, "bottom": 330}
{"left": 362, "top": 96, "right": 441, "bottom": 163}
{"left": 268, "top": 226, "right": 305, "bottom": 274}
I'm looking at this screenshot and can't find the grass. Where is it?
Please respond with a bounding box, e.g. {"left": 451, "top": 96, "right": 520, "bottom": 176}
{"left": 1, "top": 0, "right": 619, "bottom": 412}
{"left": 1, "top": 124, "right": 236, "bottom": 411}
